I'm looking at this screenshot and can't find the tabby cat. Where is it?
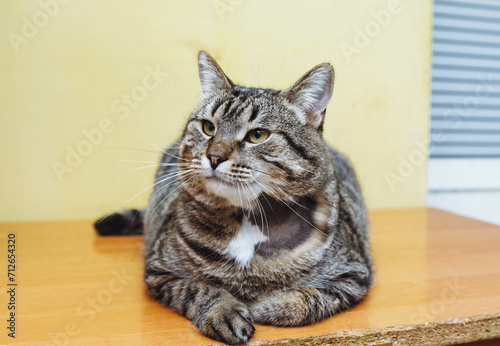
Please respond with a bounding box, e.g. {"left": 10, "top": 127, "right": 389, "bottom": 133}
{"left": 96, "top": 51, "right": 373, "bottom": 345}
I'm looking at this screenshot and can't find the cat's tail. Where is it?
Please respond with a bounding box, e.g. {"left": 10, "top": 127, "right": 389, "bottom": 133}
{"left": 94, "top": 209, "right": 144, "bottom": 236}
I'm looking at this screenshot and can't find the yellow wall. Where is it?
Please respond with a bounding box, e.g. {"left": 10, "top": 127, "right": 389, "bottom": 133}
{"left": 0, "top": 0, "right": 432, "bottom": 222}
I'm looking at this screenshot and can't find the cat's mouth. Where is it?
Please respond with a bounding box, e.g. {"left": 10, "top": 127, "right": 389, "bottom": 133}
{"left": 203, "top": 175, "right": 262, "bottom": 208}
{"left": 206, "top": 173, "right": 236, "bottom": 186}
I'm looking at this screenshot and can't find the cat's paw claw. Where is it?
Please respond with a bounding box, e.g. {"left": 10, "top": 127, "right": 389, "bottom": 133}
{"left": 198, "top": 302, "right": 255, "bottom": 345}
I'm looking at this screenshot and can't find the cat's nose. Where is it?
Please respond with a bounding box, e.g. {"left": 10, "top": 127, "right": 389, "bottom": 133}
{"left": 207, "top": 154, "right": 227, "bottom": 170}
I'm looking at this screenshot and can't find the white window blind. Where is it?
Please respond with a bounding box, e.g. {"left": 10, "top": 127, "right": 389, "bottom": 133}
{"left": 428, "top": 0, "right": 500, "bottom": 225}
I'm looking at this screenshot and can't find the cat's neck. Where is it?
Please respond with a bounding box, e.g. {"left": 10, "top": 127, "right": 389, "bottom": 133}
{"left": 179, "top": 186, "right": 332, "bottom": 236}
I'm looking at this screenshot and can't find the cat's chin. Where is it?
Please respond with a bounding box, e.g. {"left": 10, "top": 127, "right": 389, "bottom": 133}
{"left": 203, "top": 177, "right": 263, "bottom": 209}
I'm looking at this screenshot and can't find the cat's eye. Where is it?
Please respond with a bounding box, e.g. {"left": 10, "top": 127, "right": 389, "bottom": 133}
{"left": 202, "top": 120, "right": 216, "bottom": 136}
{"left": 246, "top": 129, "right": 270, "bottom": 144}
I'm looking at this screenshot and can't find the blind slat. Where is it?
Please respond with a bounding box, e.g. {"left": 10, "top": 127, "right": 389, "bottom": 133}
{"left": 430, "top": 1, "right": 500, "bottom": 158}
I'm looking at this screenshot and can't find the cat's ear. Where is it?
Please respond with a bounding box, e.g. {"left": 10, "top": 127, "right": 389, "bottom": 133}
{"left": 198, "top": 51, "right": 234, "bottom": 98}
{"left": 280, "top": 63, "right": 334, "bottom": 129}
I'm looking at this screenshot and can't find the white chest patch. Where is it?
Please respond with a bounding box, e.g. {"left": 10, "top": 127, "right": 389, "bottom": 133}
{"left": 224, "top": 217, "right": 268, "bottom": 268}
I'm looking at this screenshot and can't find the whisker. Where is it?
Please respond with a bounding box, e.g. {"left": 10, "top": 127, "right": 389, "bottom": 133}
{"left": 246, "top": 181, "right": 268, "bottom": 252}
{"left": 242, "top": 183, "right": 259, "bottom": 231}
{"left": 115, "top": 164, "right": 186, "bottom": 176}
{"left": 249, "top": 177, "right": 326, "bottom": 238}
{"left": 250, "top": 167, "right": 272, "bottom": 177}
{"left": 118, "top": 159, "right": 194, "bottom": 166}
{"left": 96, "top": 169, "right": 192, "bottom": 223}
{"left": 250, "top": 179, "right": 275, "bottom": 211}
{"left": 274, "top": 186, "right": 310, "bottom": 210}
{"left": 100, "top": 147, "right": 163, "bottom": 155}
{"left": 236, "top": 182, "right": 246, "bottom": 214}
{"left": 281, "top": 199, "right": 327, "bottom": 237}
{"left": 148, "top": 170, "right": 196, "bottom": 202}
{"left": 147, "top": 173, "right": 198, "bottom": 220}
{"left": 139, "top": 135, "right": 190, "bottom": 162}
{"left": 240, "top": 182, "right": 252, "bottom": 219}
{"left": 153, "top": 169, "right": 194, "bottom": 183}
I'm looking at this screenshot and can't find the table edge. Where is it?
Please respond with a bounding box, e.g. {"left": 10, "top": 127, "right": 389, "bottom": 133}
{"left": 238, "top": 313, "right": 500, "bottom": 346}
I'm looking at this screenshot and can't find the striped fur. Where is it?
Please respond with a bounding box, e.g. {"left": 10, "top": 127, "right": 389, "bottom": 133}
{"left": 106, "top": 51, "right": 373, "bottom": 344}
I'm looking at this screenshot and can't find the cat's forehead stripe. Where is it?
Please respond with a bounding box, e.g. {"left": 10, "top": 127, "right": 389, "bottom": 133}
{"left": 223, "top": 96, "right": 249, "bottom": 119}
{"left": 208, "top": 93, "right": 265, "bottom": 125}
{"left": 248, "top": 105, "right": 260, "bottom": 123}
{"left": 211, "top": 99, "right": 227, "bottom": 118}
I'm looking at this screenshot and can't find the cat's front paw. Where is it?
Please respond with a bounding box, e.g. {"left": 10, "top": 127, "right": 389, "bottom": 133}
{"left": 195, "top": 299, "right": 255, "bottom": 345}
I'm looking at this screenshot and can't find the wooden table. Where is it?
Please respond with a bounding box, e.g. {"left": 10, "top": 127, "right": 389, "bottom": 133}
{"left": 0, "top": 208, "right": 499, "bottom": 345}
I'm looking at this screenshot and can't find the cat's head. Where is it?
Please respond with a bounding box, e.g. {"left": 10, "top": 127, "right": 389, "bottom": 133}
{"left": 178, "top": 51, "right": 334, "bottom": 208}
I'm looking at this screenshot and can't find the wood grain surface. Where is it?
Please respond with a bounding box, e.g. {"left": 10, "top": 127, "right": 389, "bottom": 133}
{"left": 0, "top": 208, "right": 499, "bottom": 345}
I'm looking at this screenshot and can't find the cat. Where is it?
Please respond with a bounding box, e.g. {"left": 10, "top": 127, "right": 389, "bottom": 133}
{"left": 95, "top": 51, "right": 373, "bottom": 345}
